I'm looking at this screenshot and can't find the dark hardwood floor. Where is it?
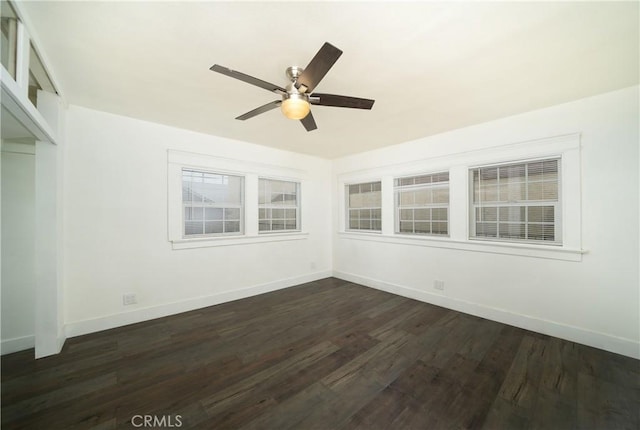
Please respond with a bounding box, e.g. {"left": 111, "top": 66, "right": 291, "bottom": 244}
{"left": 2, "top": 278, "right": 639, "bottom": 429}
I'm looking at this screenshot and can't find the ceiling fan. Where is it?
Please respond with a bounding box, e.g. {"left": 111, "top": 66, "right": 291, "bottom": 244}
{"left": 210, "top": 42, "right": 375, "bottom": 132}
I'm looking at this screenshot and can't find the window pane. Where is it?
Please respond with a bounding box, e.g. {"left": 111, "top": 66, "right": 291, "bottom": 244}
{"left": 205, "top": 221, "right": 223, "bottom": 234}
{"left": 500, "top": 164, "right": 525, "bottom": 181}
{"left": 359, "top": 209, "right": 371, "bottom": 220}
{"left": 499, "top": 206, "right": 525, "bottom": 222}
{"left": 478, "top": 185, "right": 499, "bottom": 202}
{"left": 414, "top": 175, "right": 432, "bottom": 185}
{"left": 414, "top": 208, "right": 429, "bottom": 221}
{"left": 499, "top": 223, "right": 525, "bottom": 239}
{"left": 476, "top": 222, "right": 497, "bottom": 237}
{"left": 432, "top": 187, "right": 449, "bottom": 204}
{"left": 206, "top": 208, "right": 223, "bottom": 221}
{"left": 414, "top": 189, "right": 430, "bottom": 204}
{"left": 399, "top": 221, "right": 413, "bottom": 233}
{"left": 400, "top": 208, "right": 413, "bottom": 221}
{"left": 224, "top": 221, "right": 240, "bottom": 232}
{"left": 414, "top": 222, "right": 430, "bottom": 234}
{"left": 258, "top": 180, "right": 267, "bottom": 204}
{"left": 185, "top": 221, "right": 203, "bottom": 236}
{"left": 285, "top": 219, "right": 297, "bottom": 230}
{"left": 285, "top": 208, "right": 296, "bottom": 219}
{"left": 1, "top": 0, "right": 18, "bottom": 79}
{"left": 399, "top": 177, "right": 413, "bottom": 186}
{"left": 192, "top": 207, "right": 203, "bottom": 221}
{"left": 399, "top": 191, "right": 414, "bottom": 205}
{"left": 499, "top": 182, "right": 525, "bottom": 202}
{"left": 432, "top": 208, "right": 447, "bottom": 221}
{"left": 432, "top": 222, "right": 448, "bottom": 235}
{"left": 529, "top": 223, "right": 555, "bottom": 241}
{"left": 480, "top": 168, "right": 498, "bottom": 182}
{"left": 224, "top": 208, "right": 240, "bottom": 220}
{"left": 477, "top": 207, "right": 497, "bottom": 222}
{"left": 349, "top": 192, "right": 363, "bottom": 208}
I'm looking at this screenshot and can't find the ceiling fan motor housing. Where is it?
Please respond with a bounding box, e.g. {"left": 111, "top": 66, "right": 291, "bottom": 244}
{"left": 285, "top": 66, "right": 304, "bottom": 83}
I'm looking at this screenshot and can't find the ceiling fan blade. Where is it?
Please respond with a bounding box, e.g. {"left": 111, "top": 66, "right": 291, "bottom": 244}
{"left": 300, "top": 111, "right": 318, "bottom": 132}
{"left": 235, "top": 100, "right": 282, "bottom": 120}
{"left": 210, "top": 64, "right": 286, "bottom": 95}
{"left": 310, "top": 93, "right": 375, "bottom": 110}
{"left": 295, "top": 42, "right": 343, "bottom": 93}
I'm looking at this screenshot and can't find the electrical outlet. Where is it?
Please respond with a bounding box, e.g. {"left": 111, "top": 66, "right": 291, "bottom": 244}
{"left": 434, "top": 280, "right": 445, "bottom": 291}
{"left": 123, "top": 293, "right": 137, "bottom": 306}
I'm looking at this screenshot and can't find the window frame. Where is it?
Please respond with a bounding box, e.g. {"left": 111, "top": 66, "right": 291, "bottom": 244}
{"left": 345, "top": 180, "right": 382, "bottom": 233}
{"left": 337, "top": 134, "right": 581, "bottom": 261}
{"left": 394, "top": 171, "right": 450, "bottom": 237}
{"left": 258, "top": 177, "right": 301, "bottom": 234}
{"left": 168, "top": 150, "right": 309, "bottom": 250}
{"left": 181, "top": 168, "right": 245, "bottom": 239}
{"left": 469, "top": 157, "right": 562, "bottom": 246}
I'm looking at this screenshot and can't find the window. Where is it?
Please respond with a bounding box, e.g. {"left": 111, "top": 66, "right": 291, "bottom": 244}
{"left": 471, "top": 158, "right": 560, "bottom": 244}
{"left": 395, "top": 172, "right": 449, "bottom": 236}
{"left": 182, "top": 169, "right": 243, "bottom": 237}
{"left": 1, "top": 0, "right": 18, "bottom": 79}
{"left": 259, "top": 178, "right": 300, "bottom": 232}
{"left": 347, "top": 181, "right": 381, "bottom": 231}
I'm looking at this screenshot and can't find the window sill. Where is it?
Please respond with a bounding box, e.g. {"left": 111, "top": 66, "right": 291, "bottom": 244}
{"left": 171, "top": 232, "right": 309, "bottom": 250}
{"left": 337, "top": 231, "right": 585, "bottom": 261}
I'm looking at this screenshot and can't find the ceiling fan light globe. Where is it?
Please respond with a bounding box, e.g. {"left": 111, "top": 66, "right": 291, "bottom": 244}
{"left": 281, "top": 97, "right": 310, "bottom": 120}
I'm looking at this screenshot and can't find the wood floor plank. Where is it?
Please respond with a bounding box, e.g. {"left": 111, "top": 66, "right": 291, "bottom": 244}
{"left": 2, "top": 277, "right": 638, "bottom": 430}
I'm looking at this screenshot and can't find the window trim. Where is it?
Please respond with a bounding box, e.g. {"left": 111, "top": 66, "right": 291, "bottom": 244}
{"left": 168, "top": 150, "right": 309, "bottom": 249}
{"left": 337, "top": 133, "right": 582, "bottom": 261}
{"left": 258, "top": 177, "right": 301, "bottom": 234}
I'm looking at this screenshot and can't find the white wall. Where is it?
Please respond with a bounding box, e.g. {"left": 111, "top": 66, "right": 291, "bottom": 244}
{"left": 63, "top": 106, "right": 332, "bottom": 336}
{"left": 1, "top": 141, "right": 36, "bottom": 354}
{"left": 34, "top": 90, "right": 66, "bottom": 358}
{"left": 332, "top": 86, "right": 639, "bottom": 358}
{"left": 58, "top": 87, "right": 639, "bottom": 360}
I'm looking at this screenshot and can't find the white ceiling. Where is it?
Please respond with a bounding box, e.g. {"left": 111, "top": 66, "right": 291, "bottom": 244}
{"left": 20, "top": 1, "right": 639, "bottom": 159}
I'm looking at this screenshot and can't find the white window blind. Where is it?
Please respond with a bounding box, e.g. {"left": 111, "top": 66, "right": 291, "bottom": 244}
{"left": 347, "top": 181, "right": 382, "bottom": 231}
{"left": 182, "top": 169, "right": 243, "bottom": 237}
{"left": 471, "top": 158, "right": 560, "bottom": 244}
{"left": 259, "top": 178, "right": 300, "bottom": 232}
{"left": 395, "top": 172, "right": 449, "bottom": 236}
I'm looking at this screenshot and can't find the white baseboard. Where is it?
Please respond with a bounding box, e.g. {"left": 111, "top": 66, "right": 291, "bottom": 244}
{"left": 333, "top": 270, "right": 640, "bottom": 360}
{"left": 65, "top": 270, "right": 332, "bottom": 339}
{"left": 1, "top": 335, "right": 35, "bottom": 355}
